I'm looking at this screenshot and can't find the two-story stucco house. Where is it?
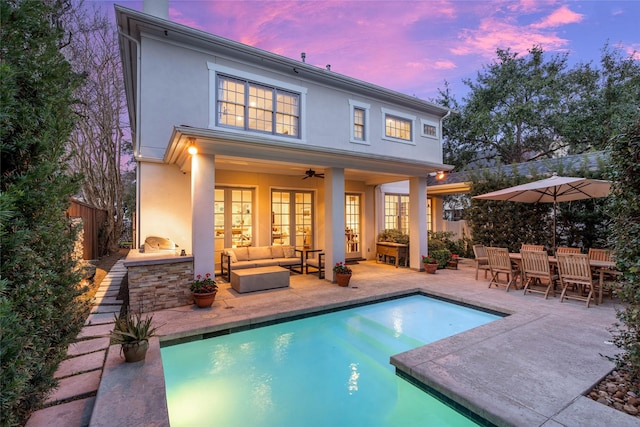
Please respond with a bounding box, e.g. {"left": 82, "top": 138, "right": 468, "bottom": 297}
{"left": 116, "top": 3, "right": 451, "bottom": 289}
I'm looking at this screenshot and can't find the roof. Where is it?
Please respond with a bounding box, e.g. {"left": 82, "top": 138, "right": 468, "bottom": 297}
{"left": 427, "top": 151, "right": 609, "bottom": 195}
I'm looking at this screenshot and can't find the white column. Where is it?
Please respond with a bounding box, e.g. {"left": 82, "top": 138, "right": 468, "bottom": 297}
{"left": 409, "top": 176, "right": 428, "bottom": 271}
{"left": 324, "top": 168, "right": 345, "bottom": 281}
{"left": 191, "top": 153, "right": 215, "bottom": 278}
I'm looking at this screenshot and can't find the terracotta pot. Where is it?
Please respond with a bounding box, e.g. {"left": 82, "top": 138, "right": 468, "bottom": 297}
{"left": 424, "top": 263, "right": 438, "bottom": 274}
{"left": 336, "top": 273, "right": 352, "bottom": 287}
{"left": 192, "top": 291, "right": 217, "bottom": 308}
{"left": 122, "top": 340, "right": 149, "bottom": 363}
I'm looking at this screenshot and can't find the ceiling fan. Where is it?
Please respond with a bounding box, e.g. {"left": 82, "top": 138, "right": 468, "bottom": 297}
{"left": 302, "top": 168, "right": 324, "bottom": 179}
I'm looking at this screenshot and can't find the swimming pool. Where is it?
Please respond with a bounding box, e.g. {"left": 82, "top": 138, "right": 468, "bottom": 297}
{"left": 161, "top": 294, "right": 501, "bottom": 426}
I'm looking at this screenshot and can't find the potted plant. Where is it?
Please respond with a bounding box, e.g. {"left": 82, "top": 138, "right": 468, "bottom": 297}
{"left": 333, "top": 262, "right": 352, "bottom": 287}
{"left": 190, "top": 273, "right": 218, "bottom": 308}
{"left": 422, "top": 255, "right": 438, "bottom": 274}
{"left": 111, "top": 311, "right": 158, "bottom": 363}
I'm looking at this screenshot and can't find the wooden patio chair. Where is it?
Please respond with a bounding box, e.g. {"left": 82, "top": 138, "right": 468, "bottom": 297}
{"left": 521, "top": 250, "right": 557, "bottom": 299}
{"left": 556, "top": 246, "right": 581, "bottom": 254}
{"left": 472, "top": 244, "right": 490, "bottom": 280}
{"left": 486, "top": 247, "right": 520, "bottom": 291}
{"left": 588, "top": 248, "right": 616, "bottom": 301}
{"left": 588, "top": 248, "right": 613, "bottom": 262}
{"left": 521, "top": 244, "right": 545, "bottom": 252}
{"left": 557, "top": 253, "right": 596, "bottom": 308}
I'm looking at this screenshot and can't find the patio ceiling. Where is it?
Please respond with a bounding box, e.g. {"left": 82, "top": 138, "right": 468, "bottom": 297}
{"left": 165, "top": 126, "right": 452, "bottom": 186}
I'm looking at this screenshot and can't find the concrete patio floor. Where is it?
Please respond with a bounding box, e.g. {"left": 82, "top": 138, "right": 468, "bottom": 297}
{"left": 72, "top": 258, "right": 637, "bottom": 426}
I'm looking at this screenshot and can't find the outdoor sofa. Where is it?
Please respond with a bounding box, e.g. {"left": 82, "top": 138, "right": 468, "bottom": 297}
{"left": 220, "top": 245, "right": 303, "bottom": 281}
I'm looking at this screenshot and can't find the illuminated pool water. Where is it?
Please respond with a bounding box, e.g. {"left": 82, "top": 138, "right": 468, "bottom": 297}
{"left": 161, "top": 294, "right": 501, "bottom": 426}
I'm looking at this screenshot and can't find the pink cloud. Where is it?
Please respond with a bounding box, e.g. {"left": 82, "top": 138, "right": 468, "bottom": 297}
{"left": 452, "top": 16, "right": 572, "bottom": 59}
{"left": 622, "top": 44, "right": 640, "bottom": 60}
{"left": 531, "top": 5, "right": 583, "bottom": 29}
{"left": 434, "top": 60, "right": 457, "bottom": 70}
{"left": 507, "top": 0, "right": 547, "bottom": 13}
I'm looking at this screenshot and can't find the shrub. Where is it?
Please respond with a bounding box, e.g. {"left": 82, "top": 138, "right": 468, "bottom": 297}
{"left": 0, "top": 2, "right": 86, "bottom": 424}
{"left": 377, "top": 229, "right": 409, "bottom": 244}
{"left": 607, "top": 118, "right": 640, "bottom": 386}
{"left": 430, "top": 249, "right": 452, "bottom": 269}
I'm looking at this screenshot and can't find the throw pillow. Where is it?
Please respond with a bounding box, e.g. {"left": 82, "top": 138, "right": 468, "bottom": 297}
{"left": 283, "top": 245, "right": 296, "bottom": 258}
{"left": 226, "top": 249, "right": 238, "bottom": 263}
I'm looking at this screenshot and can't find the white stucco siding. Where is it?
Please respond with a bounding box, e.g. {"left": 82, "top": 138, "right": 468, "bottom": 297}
{"left": 137, "top": 32, "right": 445, "bottom": 164}
{"left": 139, "top": 162, "right": 192, "bottom": 251}
{"left": 139, "top": 36, "right": 210, "bottom": 159}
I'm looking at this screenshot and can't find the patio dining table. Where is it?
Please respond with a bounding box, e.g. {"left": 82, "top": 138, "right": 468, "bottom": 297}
{"left": 508, "top": 253, "right": 617, "bottom": 304}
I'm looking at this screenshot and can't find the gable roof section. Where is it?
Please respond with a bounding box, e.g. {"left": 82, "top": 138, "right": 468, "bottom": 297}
{"left": 427, "top": 151, "right": 609, "bottom": 195}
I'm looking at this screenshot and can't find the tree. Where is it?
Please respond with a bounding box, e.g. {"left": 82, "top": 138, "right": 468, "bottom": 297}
{"left": 63, "top": 0, "right": 132, "bottom": 255}
{"left": 558, "top": 45, "right": 640, "bottom": 154}
{"left": 0, "top": 0, "right": 89, "bottom": 425}
{"left": 440, "top": 47, "right": 571, "bottom": 168}
{"left": 438, "top": 45, "right": 640, "bottom": 170}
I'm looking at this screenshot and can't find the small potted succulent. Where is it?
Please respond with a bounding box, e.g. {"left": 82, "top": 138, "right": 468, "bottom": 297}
{"left": 111, "top": 311, "right": 158, "bottom": 363}
{"left": 190, "top": 273, "right": 218, "bottom": 308}
{"left": 422, "top": 255, "right": 438, "bottom": 274}
{"left": 333, "top": 262, "right": 352, "bottom": 287}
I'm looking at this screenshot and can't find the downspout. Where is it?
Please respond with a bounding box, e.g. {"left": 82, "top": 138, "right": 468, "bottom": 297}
{"left": 439, "top": 110, "right": 452, "bottom": 142}
{"left": 118, "top": 29, "right": 142, "bottom": 248}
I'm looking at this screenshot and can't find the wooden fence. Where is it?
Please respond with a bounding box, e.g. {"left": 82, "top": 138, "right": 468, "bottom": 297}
{"left": 67, "top": 198, "right": 107, "bottom": 260}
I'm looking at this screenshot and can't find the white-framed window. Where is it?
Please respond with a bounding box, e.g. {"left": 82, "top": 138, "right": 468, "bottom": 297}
{"left": 420, "top": 119, "right": 439, "bottom": 139}
{"left": 208, "top": 62, "right": 307, "bottom": 140}
{"left": 381, "top": 108, "right": 415, "bottom": 144}
{"left": 384, "top": 194, "right": 410, "bottom": 235}
{"left": 349, "top": 100, "right": 370, "bottom": 144}
{"left": 217, "top": 74, "right": 300, "bottom": 137}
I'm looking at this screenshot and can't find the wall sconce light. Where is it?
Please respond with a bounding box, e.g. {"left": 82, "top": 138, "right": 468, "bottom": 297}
{"left": 436, "top": 171, "right": 445, "bottom": 180}
{"left": 187, "top": 137, "right": 198, "bottom": 155}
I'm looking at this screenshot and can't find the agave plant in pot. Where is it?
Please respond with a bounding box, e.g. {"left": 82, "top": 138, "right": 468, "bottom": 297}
{"left": 333, "top": 262, "right": 352, "bottom": 287}
{"left": 190, "top": 273, "right": 218, "bottom": 308}
{"left": 111, "top": 311, "right": 158, "bottom": 363}
{"left": 422, "top": 255, "right": 438, "bottom": 274}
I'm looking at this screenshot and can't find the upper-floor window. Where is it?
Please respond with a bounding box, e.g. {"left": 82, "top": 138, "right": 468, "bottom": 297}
{"left": 385, "top": 115, "right": 411, "bottom": 141}
{"left": 381, "top": 108, "right": 415, "bottom": 143}
{"left": 349, "top": 100, "right": 370, "bottom": 144}
{"left": 217, "top": 75, "right": 300, "bottom": 137}
{"left": 354, "top": 108, "right": 365, "bottom": 140}
{"left": 421, "top": 119, "right": 439, "bottom": 139}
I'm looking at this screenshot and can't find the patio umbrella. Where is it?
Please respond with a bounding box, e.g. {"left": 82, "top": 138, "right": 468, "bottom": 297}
{"left": 472, "top": 174, "right": 611, "bottom": 251}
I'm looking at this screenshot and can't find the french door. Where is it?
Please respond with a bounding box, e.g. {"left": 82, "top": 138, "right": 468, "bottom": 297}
{"left": 345, "top": 193, "right": 362, "bottom": 259}
{"left": 272, "top": 190, "right": 314, "bottom": 248}
{"left": 214, "top": 187, "right": 254, "bottom": 270}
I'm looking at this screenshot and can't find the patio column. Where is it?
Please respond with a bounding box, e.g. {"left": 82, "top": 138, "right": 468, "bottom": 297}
{"left": 191, "top": 153, "right": 215, "bottom": 278}
{"left": 409, "top": 176, "right": 428, "bottom": 271}
{"left": 324, "top": 167, "right": 345, "bottom": 281}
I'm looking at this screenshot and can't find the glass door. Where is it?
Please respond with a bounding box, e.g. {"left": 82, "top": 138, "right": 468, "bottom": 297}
{"left": 214, "top": 187, "right": 254, "bottom": 272}
{"left": 345, "top": 193, "right": 362, "bottom": 259}
{"left": 272, "top": 190, "right": 313, "bottom": 249}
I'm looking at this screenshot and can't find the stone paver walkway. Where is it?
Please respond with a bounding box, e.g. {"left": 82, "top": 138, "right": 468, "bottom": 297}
{"left": 26, "top": 261, "right": 127, "bottom": 427}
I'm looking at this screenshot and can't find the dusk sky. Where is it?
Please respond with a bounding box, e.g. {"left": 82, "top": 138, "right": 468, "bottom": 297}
{"left": 98, "top": 0, "right": 638, "bottom": 101}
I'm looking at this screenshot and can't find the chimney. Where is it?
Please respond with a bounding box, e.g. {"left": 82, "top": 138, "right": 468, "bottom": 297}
{"left": 143, "top": 0, "right": 169, "bottom": 20}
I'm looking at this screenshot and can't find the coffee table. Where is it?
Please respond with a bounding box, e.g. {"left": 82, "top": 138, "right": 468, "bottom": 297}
{"left": 230, "top": 266, "right": 290, "bottom": 293}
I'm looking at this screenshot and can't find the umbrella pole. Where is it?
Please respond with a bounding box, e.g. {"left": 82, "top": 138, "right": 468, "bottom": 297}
{"left": 553, "top": 201, "right": 557, "bottom": 254}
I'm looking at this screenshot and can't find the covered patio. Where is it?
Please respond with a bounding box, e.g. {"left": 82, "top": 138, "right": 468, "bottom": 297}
{"left": 89, "top": 259, "right": 636, "bottom": 427}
